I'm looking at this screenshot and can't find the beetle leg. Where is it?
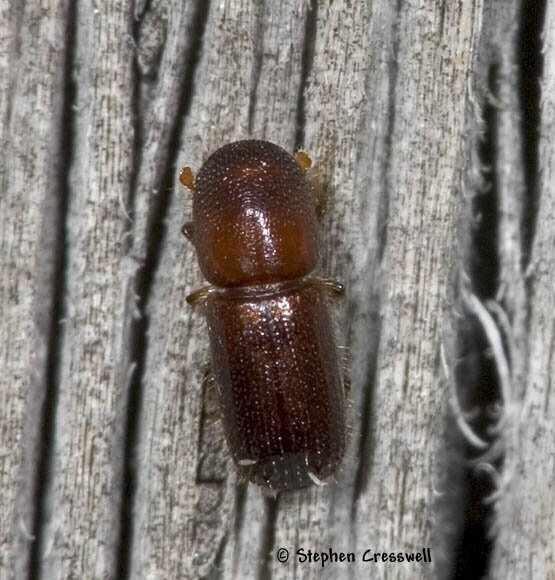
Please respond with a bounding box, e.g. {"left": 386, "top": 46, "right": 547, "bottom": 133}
{"left": 179, "top": 166, "right": 195, "bottom": 241}
{"left": 337, "top": 345, "right": 352, "bottom": 398}
{"left": 310, "top": 178, "right": 328, "bottom": 220}
{"left": 295, "top": 150, "right": 327, "bottom": 219}
{"left": 311, "top": 277, "right": 345, "bottom": 298}
{"left": 186, "top": 285, "right": 216, "bottom": 306}
{"left": 201, "top": 363, "right": 221, "bottom": 426}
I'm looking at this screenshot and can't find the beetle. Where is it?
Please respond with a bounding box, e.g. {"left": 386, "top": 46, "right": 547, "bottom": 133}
{"left": 181, "top": 139, "right": 346, "bottom": 491}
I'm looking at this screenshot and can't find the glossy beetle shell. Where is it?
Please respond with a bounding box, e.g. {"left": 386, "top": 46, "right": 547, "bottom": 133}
{"left": 190, "top": 140, "right": 319, "bottom": 287}
{"left": 186, "top": 140, "right": 346, "bottom": 491}
{"left": 206, "top": 281, "right": 345, "bottom": 490}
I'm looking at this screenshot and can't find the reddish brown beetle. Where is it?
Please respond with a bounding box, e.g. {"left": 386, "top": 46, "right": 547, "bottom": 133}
{"left": 181, "top": 140, "right": 346, "bottom": 491}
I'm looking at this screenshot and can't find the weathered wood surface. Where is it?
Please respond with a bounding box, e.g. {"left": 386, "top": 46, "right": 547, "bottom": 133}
{"left": 1, "top": 1, "right": 552, "bottom": 579}
{"left": 1, "top": 1, "right": 69, "bottom": 577}
{"left": 489, "top": 1, "right": 555, "bottom": 579}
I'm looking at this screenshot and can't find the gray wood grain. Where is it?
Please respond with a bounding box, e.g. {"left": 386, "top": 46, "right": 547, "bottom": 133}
{"left": 490, "top": 2, "right": 555, "bottom": 578}
{"left": 1, "top": 1, "right": 553, "bottom": 579}
{"left": 0, "top": 1, "right": 68, "bottom": 577}
{"left": 352, "top": 3, "right": 485, "bottom": 579}
{"left": 39, "top": 2, "right": 135, "bottom": 578}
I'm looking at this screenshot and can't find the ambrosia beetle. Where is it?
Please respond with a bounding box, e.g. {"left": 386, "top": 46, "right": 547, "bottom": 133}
{"left": 181, "top": 140, "right": 346, "bottom": 491}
